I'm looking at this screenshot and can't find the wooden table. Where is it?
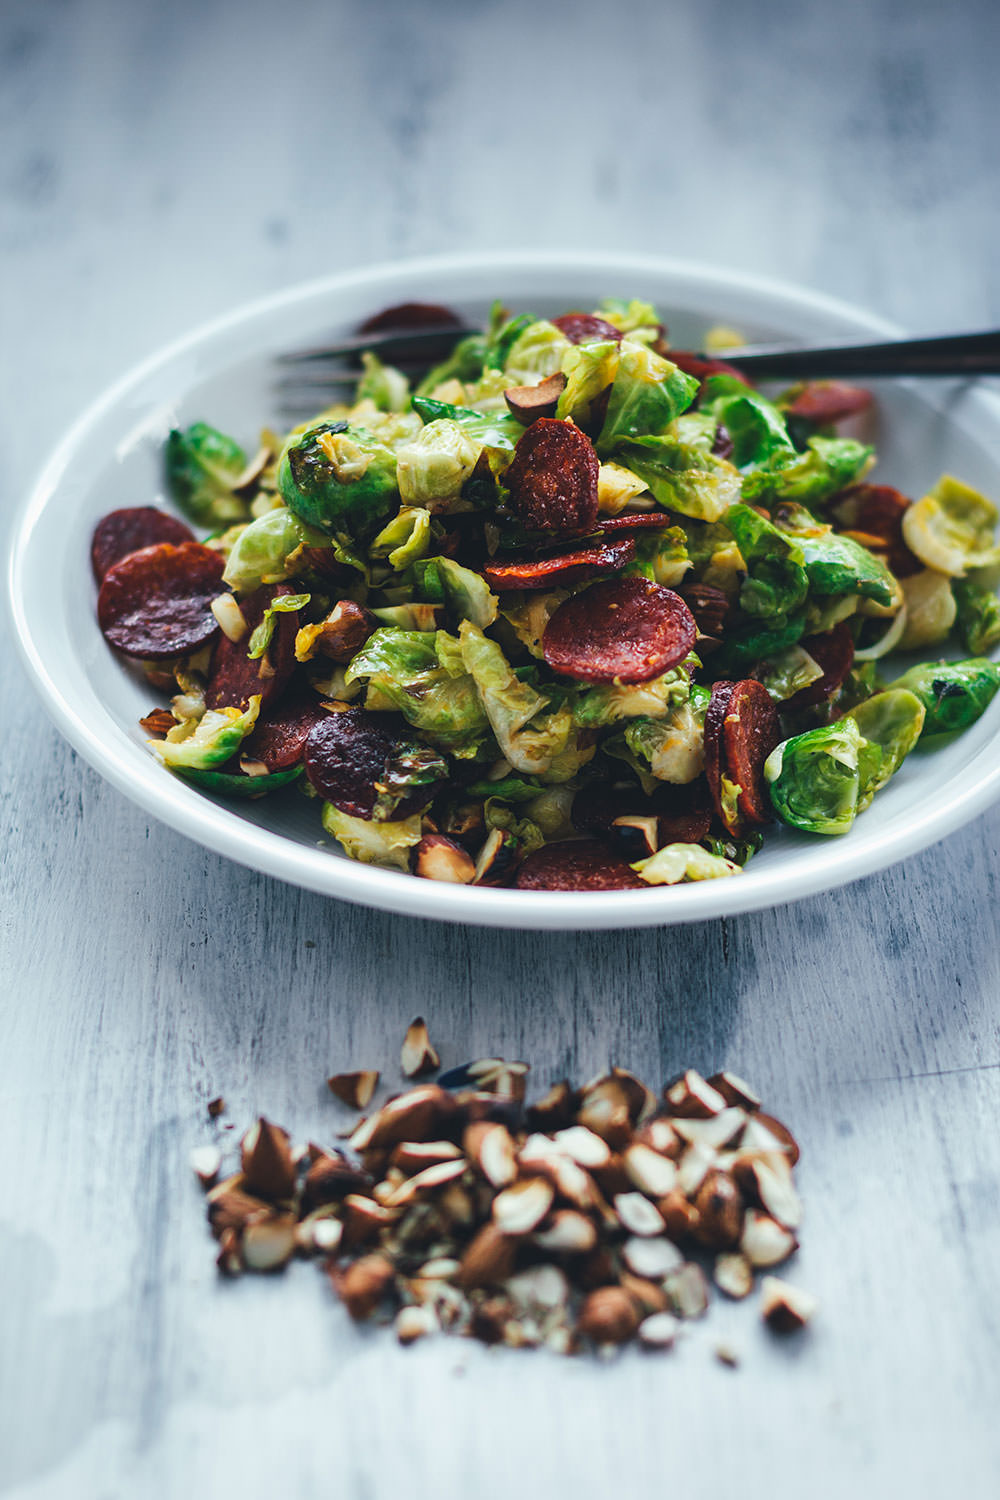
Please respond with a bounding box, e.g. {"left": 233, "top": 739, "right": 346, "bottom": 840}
{"left": 3, "top": 1, "right": 999, "bottom": 1494}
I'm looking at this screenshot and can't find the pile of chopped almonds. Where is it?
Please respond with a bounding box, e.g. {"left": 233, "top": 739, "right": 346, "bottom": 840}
{"left": 194, "top": 1020, "right": 816, "bottom": 1355}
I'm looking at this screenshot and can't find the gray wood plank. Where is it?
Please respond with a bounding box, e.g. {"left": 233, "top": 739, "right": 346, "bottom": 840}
{"left": 2, "top": 0, "right": 1000, "bottom": 1495}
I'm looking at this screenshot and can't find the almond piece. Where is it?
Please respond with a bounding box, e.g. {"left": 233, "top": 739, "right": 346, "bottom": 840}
{"left": 664, "top": 1070, "right": 727, "bottom": 1119}
{"left": 457, "top": 1224, "right": 516, "bottom": 1289}
{"left": 577, "top": 1286, "right": 640, "bottom": 1345}
{"left": 504, "top": 371, "right": 567, "bottom": 424}
{"left": 533, "top": 1209, "right": 598, "bottom": 1255}
{"left": 395, "top": 1304, "right": 438, "bottom": 1344}
{"left": 621, "top": 1235, "right": 684, "bottom": 1280}
{"left": 707, "top": 1071, "right": 761, "bottom": 1111}
{"left": 190, "top": 1145, "right": 222, "bottom": 1186}
{"left": 760, "top": 1276, "right": 817, "bottom": 1332}
{"left": 240, "top": 1118, "right": 297, "bottom": 1200}
{"left": 400, "top": 1016, "right": 441, "bottom": 1077}
{"left": 469, "top": 1121, "right": 518, "bottom": 1188}
{"left": 637, "top": 1311, "right": 679, "bottom": 1349}
{"left": 740, "top": 1209, "right": 798, "bottom": 1268}
{"left": 614, "top": 1192, "right": 666, "bottom": 1237}
{"left": 493, "top": 1176, "right": 555, "bottom": 1235}
{"left": 623, "top": 1141, "right": 678, "bottom": 1198}
{"left": 242, "top": 1214, "right": 297, "bottom": 1272}
{"left": 714, "top": 1251, "right": 753, "bottom": 1299}
{"left": 554, "top": 1125, "right": 613, "bottom": 1169}
{"left": 333, "top": 1252, "right": 395, "bottom": 1319}
{"left": 693, "top": 1169, "right": 745, "bottom": 1250}
{"left": 327, "top": 1070, "right": 379, "bottom": 1109}
{"left": 664, "top": 1262, "right": 710, "bottom": 1319}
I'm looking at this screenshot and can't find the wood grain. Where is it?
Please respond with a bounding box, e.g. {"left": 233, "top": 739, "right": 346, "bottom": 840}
{"left": 2, "top": 0, "right": 1000, "bottom": 1495}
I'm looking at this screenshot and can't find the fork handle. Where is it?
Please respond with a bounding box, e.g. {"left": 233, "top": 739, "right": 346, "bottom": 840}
{"left": 724, "top": 329, "right": 1000, "bottom": 380}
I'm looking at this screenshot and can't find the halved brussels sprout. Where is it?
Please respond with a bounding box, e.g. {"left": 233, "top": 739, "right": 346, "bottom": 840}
{"left": 723, "top": 504, "right": 808, "bottom": 620}
{"left": 321, "top": 804, "right": 423, "bottom": 870}
{"left": 500, "top": 591, "right": 570, "bottom": 659}
{"left": 555, "top": 340, "right": 620, "bottom": 425}
{"left": 436, "top": 557, "right": 499, "bottom": 629}
{"left": 502, "top": 319, "right": 572, "bottom": 383}
{"left": 709, "top": 389, "right": 795, "bottom": 468}
{"left": 885, "top": 659, "right": 1000, "bottom": 736}
{"left": 792, "top": 528, "right": 896, "bottom": 607}
{"left": 573, "top": 662, "right": 693, "bottom": 729}
{"left": 901, "top": 474, "right": 1000, "bottom": 576}
{"left": 356, "top": 351, "right": 411, "bottom": 413}
{"left": 633, "top": 843, "right": 741, "bottom": 885}
{"left": 596, "top": 340, "right": 699, "bottom": 452}
{"left": 222, "top": 508, "right": 328, "bottom": 593}
{"left": 458, "top": 622, "right": 572, "bottom": 776}
{"left": 615, "top": 436, "right": 742, "bottom": 522}
{"left": 174, "top": 765, "right": 302, "bottom": 798}
{"left": 623, "top": 691, "right": 708, "bottom": 785}
{"left": 166, "top": 421, "right": 249, "bottom": 525}
{"left": 371, "top": 507, "right": 433, "bottom": 569}
{"left": 742, "top": 436, "right": 873, "bottom": 507}
{"left": 345, "top": 628, "right": 489, "bottom": 752}
{"left": 278, "top": 422, "right": 399, "bottom": 542}
{"left": 764, "top": 717, "right": 864, "bottom": 835}
{"left": 898, "top": 569, "right": 957, "bottom": 649}
{"left": 755, "top": 644, "right": 824, "bottom": 701}
{"left": 851, "top": 689, "right": 925, "bottom": 809}
{"left": 151, "top": 698, "right": 261, "bottom": 771}
{"left": 597, "top": 462, "right": 650, "bottom": 514}
{"left": 395, "top": 421, "right": 482, "bottom": 507}
{"left": 952, "top": 576, "right": 1000, "bottom": 656}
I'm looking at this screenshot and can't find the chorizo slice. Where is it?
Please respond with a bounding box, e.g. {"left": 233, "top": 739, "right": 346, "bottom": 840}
{"left": 784, "top": 381, "right": 872, "bottom": 425}
{"left": 720, "top": 679, "right": 780, "bottom": 832}
{"left": 242, "top": 691, "right": 329, "bottom": 771}
{"left": 665, "top": 350, "right": 749, "bottom": 385}
{"left": 515, "top": 840, "right": 645, "bottom": 891}
{"left": 303, "top": 707, "right": 435, "bottom": 820}
{"left": 783, "top": 622, "right": 855, "bottom": 711}
{"left": 502, "top": 418, "right": 600, "bottom": 537}
{"left": 704, "top": 681, "right": 736, "bottom": 824}
{"left": 542, "top": 576, "right": 697, "bottom": 684}
{"left": 551, "top": 313, "right": 624, "bottom": 345}
{"left": 483, "top": 538, "right": 634, "bottom": 592}
{"left": 830, "top": 483, "right": 920, "bottom": 577}
{"left": 204, "top": 583, "right": 302, "bottom": 713}
{"left": 97, "top": 541, "right": 224, "bottom": 660}
{"left": 597, "top": 513, "right": 677, "bottom": 534}
{"left": 91, "top": 506, "right": 195, "bottom": 583}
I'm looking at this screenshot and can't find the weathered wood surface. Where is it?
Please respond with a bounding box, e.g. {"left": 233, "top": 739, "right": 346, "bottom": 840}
{"left": 2, "top": 1, "right": 999, "bottom": 1495}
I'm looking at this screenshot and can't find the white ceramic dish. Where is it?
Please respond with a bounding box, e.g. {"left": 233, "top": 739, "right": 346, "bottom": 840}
{"left": 9, "top": 251, "right": 1000, "bottom": 928}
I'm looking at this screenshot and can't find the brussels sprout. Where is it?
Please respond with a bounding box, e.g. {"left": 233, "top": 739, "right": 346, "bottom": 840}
{"left": 597, "top": 462, "right": 650, "bottom": 514}
{"left": 723, "top": 504, "right": 808, "bottom": 620}
{"left": 356, "top": 351, "right": 411, "bottom": 413}
{"left": 702, "top": 830, "right": 764, "bottom": 866}
{"left": 615, "top": 436, "right": 742, "bottom": 523}
{"left": 898, "top": 569, "right": 957, "bottom": 649}
{"left": 501, "top": 319, "right": 573, "bottom": 384}
{"left": 464, "top": 773, "right": 544, "bottom": 804}
{"left": 524, "top": 784, "right": 577, "bottom": 837}
{"left": 742, "top": 436, "right": 873, "bottom": 507}
{"left": 709, "top": 390, "right": 795, "bottom": 468}
{"left": 278, "top": 422, "right": 399, "bottom": 542}
{"left": 952, "top": 576, "right": 1000, "bottom": 655}
{"left": 714, "top": 614, "right": 808, "bottom": 674}
{"left": 885, "top": 659, "right": 1000, "bottom": 736}
{"left": 622, "top": 695, "right": 708, "bottom": 785}
{"left": 573, "top": 661, "right": 693, "bottom": 728}
{"left": 598, "top": 297, "right": 661, "bottom": 338}
{"left": 901, "top": 474, "right": 1000, "bottom": 577}
{"left": 370, "top": 507, "right": 432, "bottom": 569}
{"left": 173, "top": 765, "right": 302, "bottom": 798}
{"left": 500, "top": 591, "right": 570, "bottom": 659}
{"left": 345, "top": 628, "right": 489, "bottom": 752}
{"left": 755, "top": 644, "right": 824, "bottom": 701}
{"left": 555, "top": 340, "right": 620, "bottom": 425}
{"left": 837, "top": 660, "right": 878, "bottom": 712}
{"left": 538, "top": 729, "right": 598, "bottom": 784}
{"left": 671, "top": 411, "right": 719, "bottom": 452}
{"left": 595, "top": 340, "right": 699, "bottom": 453}
{"left": 247, "top": 593, "right": 310, "bottom": 660}
{"left": 321, "top": 804, "right": 423, "bottom": 870}
{"left": 222, "top": 508, "right": 329, "bottom": 593}
{"left": 151, "top": 698, "right": 261, "bottom": 771}
{"left": 633, "top": 843, "right": 741, "bottom": 885}
{"left": 623, "top": 526, "right": 692, "bottom": 589}
{"left": 850, "top": 689, "right": 925, "bottom": 808}
{"left": 792, "top": 528, "right": 896, "bottom": 607}
{"left": 458, "top": 622, "right": 572, "bottom": 776}
{"left": 165, "top": 421, "right": 250, "bottom": 525}
{"left": 374, "top": 741, "right": 449, "bottom": 820}
{"left": 483, "top": 799, "right": 545, "bottom": 855}
{"left": 410, "top": 395, "right": 523, "bottom": 454}
{"left": 395, "top": 421, "right": 482, "bottom": 507}
{"left": 436, "top": 557, "right": 499, "bottom": 629}
{"left": 764, "top": 717, "right": 864, "bottom": 835}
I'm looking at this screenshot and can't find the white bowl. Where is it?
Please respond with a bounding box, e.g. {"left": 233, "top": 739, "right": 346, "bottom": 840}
{"left": 9, "top": 250, "right": 1000, "bottom": 928}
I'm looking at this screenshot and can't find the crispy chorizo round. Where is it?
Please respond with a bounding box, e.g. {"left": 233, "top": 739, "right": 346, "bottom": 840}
{"left": 515, "top": 840, "right": 646, "bottom": 891}
{"left": 91, "top": 507, "right": 195, "bottom": 583}
{"left": 303, "top": 707, "right": 431, "bottom": 819}
{"left": 720, "top": 679, "right": 780, "bottom": 831}
{"left": 551, "top": 313, "right": 624, "bottom": 345}
{"left": 542, "top": 576, "right": 697, "bottom": 684}
{"left": 204, "top": 583, "right": 302, "bottom": 713}
{"left": 242, "top": 692, "right": 329, "bottom": 771}
{"left": 502, "top": 418, "right": 600, "bottom": 537}
{"left": 96, "top": 541, "right": 224, "bottom": 660}
{"left": 783, "top": 622, "right": 855, "bottom": 711}
{"left": 483, "top": 538, "right": 634, "bottom": 592}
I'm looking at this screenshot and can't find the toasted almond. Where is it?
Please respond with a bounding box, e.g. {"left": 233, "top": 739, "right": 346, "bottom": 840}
{"left": 215, "top": 1226, "right": 243, "bottom": 1277}
{"left": 311, "top": 1217, "right": 345, "bottom": 1255}
{"left": 525, "top": 1080, "right": 577, "bottom": 1131}
{"left": 401, "top": 1016, "right": 441, "bottom": 1078}
{"left": 466, "top": 1121, "right": 518, "bottom": 1188}
{"left": 619, "top": 1272, "right": 669, "bottom": 1315}
{"left": 576, "top": 1076, "right": 633, "bottom": 1148}
{"left": 740, "top": 1209, "right": 798, "bottom": 1268}
{"left": 672, "top": 1107, "right": 747, "bottom": 1151}
{"left": 693, "top": 1169, "right": 745, "bottom": 1250}
{"left": 665, "top": 1262, "right": 710, "bottom": 1319}
{"left": 207, "top": 1096, "right": 226, "bottom": 1119}
{"left": 657, "top": 1189, "right": 701, "bottom": 1244}
{"left": 622, "top": 1235, "right": 684, "bottom": 1280}
{"left": 242, "top": 1215, "right": 297, "bottom": 1272}
{"left": 676, "top": 1142, "right": 718, "bottom": 1198}
{"left": 240, "top": 1118, "right": 297, "bottom": 1200}
{"left": 327, "top": 1070, "right": 380, "bottom": 1109}
{"left": 390, "top": 1139, "right": 463, "bottom": 1172}
{"left": 755, "top": 1112, "right": 801, "bottom": 1165}
{"left": 505, "top": 1264, "right": 569, "bottom": 1311}
{"left": 533, "top": 1209, "right": 598, "bottom": 1255}
{"left": 413, "top": 835, "right": 476, "bottom": 885}
{"left": 395, "top": 1304, "right": 438, "bottom": 1344}
{"left": 623, "top": 1141, "right": 678, "bottom": 1198}
{"left": 760, "top": 1276, "right": 817, "bottom": 1332}
{"left": 382, "top": 1157, "right": 467, "bottom": 1207}
{"left": 637, "top": 1311, "right": 679, "bottom": 1349}
{"left": 635, "top": 1117, "right": 682, "bottom": 1158}
{"left": 300, "top": 1152, "right": 372, "bottom": 1211}
{"left": 341, "top": 1194, "right": 399, "bottom": 1248}
{"left": 206, "top": 1185, "right": 272, "bottom": 1237}
{"left": 614, "top": 1192, "right": 665, "bottom": 1237}
{"left": 190, "top": 1145, "right": 222, "bottom": 1186}
{"left": 577, "top": 1286, "right": 640, "bottom": 1345}
{"left": 333, "top": 1252, "right": 395, "bottom": 1319}
{"left": 715, "top": 1342, "right": 740, "bottom": 1367}
{"left": 415, "top": 1257, "right": 461, "bottom": 1282}
{"left": 457, "top": 1224, "right": 516, "bottom": 1289}
{"left": 554, "top": 1125, "right": 613, "bottom": 1169}
{"left": 707, "top": 1071, "right": 761, "bottom": 1111}
{"left": 714, "top": 1251, "right": 753, "bottom": 1299}
{"left": 493, "top": 1176, "right": 555, "bottom": 1235}
{"left": 348, "top": 1085, "right": 450, "bottom": 1153}
{"left": 664, "top": 1070, "right": 727, "bottom": 1119}
{"left": 742, "top": 1159, "right": 803, "bottom": 1230}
